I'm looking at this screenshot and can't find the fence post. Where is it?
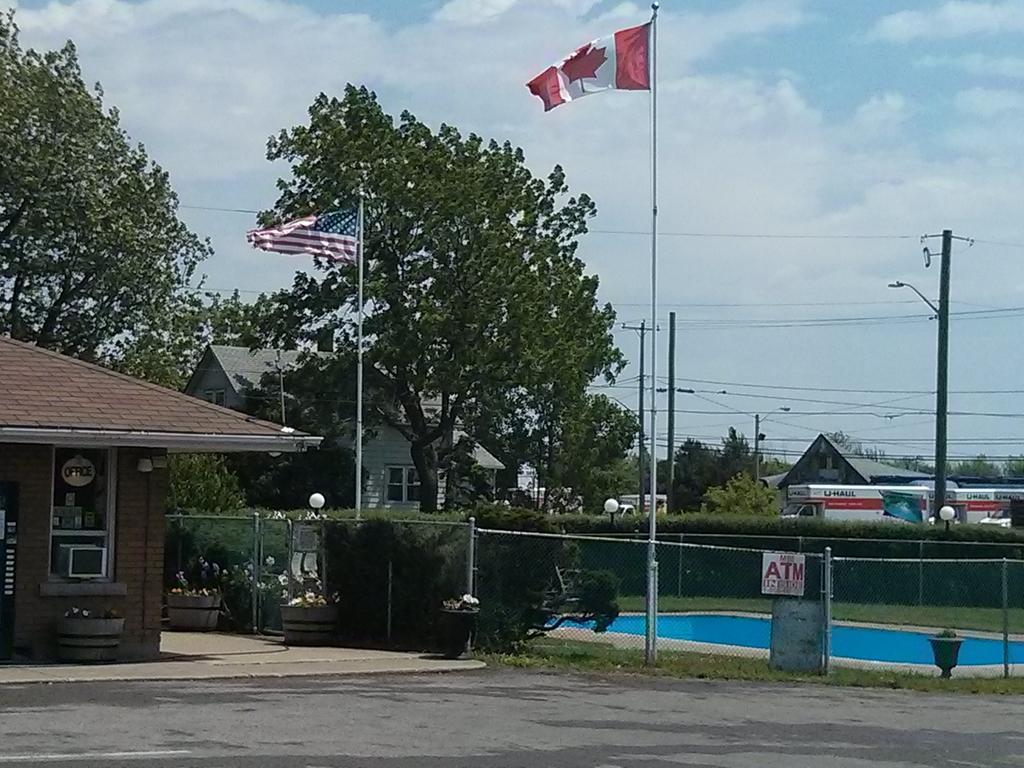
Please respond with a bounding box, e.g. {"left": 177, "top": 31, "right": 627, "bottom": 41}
{"left": 252, "top": 511, "right": 260, "bottom": 634}
{"left": 1003, "top": 558, "right": 1010, "bottom": 679}
{"left": 822, "top": 546, "right": 832, "bottom": 675}
{"left": 676, "top": 533, "right": 683, "bottom": 597}
{"left": 386, "top": 558, "right": 393, "bottom": 642}
{"left": 466, "top": 516, "right": 476, "bottom": 596}
{"left": 917, "top": 540, "right": 924, "bottom": 606}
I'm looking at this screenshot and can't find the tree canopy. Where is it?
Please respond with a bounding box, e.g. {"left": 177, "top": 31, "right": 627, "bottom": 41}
{"left": 0, "top": 13, "right": 210, "bottom": 363}
{"left": 254, "top": 85, "right": 625, "bottom": 511}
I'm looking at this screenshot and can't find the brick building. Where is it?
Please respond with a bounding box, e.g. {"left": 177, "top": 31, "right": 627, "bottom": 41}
{"left": 0, "top": 338, "right": 320, "bottom": 661}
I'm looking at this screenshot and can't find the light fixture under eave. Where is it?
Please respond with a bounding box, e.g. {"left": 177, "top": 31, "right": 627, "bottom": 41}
{"left": 137, "top": 457, "right": 154, "bottom": 473}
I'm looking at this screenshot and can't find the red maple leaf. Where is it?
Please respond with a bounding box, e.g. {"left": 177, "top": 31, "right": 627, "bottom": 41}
{"left": 561, "top": 43, "right": 607, "bottom": 84}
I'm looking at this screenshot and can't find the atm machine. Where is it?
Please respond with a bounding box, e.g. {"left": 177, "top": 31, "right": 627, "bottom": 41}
{"left": 0, "top": 482, "right": 17, "bottom": 661}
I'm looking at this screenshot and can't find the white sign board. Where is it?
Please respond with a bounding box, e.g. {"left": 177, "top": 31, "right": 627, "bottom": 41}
{"left": 761, "top": 553, "right": 806, "bottom": 597}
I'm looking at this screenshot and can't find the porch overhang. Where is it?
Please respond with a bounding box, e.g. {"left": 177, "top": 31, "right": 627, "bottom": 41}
{"left": 0, "top": 427, "right": 322, "bottom": 453}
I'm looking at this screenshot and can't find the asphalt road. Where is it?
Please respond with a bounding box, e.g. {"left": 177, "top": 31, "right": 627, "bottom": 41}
{"left": 1, "top": 669, "right": 1022, "bottom": 767}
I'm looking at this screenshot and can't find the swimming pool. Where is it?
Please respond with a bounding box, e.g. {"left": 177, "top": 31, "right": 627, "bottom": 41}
{"left": 591, "top": 614, "right": 1024, "bottom": 666}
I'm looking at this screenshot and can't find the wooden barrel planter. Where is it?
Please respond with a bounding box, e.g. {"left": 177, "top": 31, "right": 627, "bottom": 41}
{"left": 57, "top": 617, "right": 125, "bottom": 663}
{"left": 281, "top": 605, "right": 338, "bottom": 646}
{"left": 166, "top": 593, "right": 221, "bottom": 631}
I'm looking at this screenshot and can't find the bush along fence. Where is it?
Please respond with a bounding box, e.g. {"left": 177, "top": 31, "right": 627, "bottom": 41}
{"left": 165, "top": 513, "right": 1024, "bottom": 676}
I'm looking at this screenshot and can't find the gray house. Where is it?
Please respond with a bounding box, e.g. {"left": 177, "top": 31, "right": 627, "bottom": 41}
{"left": 185, "top": 345, "right": 504, "bottom": 510}
{"left": 769, "top": 433, "right": 929, "bottom": 490}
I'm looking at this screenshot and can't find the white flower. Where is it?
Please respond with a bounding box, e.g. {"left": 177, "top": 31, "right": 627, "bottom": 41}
{"left": 265, "top": 556, "right": 276, "bottom": 567}
{"left": 277, "top": 574, "right": 289, "bottom": 586}
{"left": 462, "top": 594, "right": 479, "bottom": 606}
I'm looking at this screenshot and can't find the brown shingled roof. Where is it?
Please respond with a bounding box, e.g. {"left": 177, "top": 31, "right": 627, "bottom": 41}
{"left": 0, "top": 337, "right": 320, "bottom": 452}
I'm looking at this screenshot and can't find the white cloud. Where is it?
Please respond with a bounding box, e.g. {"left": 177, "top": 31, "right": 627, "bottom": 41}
{"left": 919, "top": 52, "right": 1024, "bottom": 79}
{"left": 871, "top": 1, "right": 1024, "bottom": 42}
{"left": 10, "top": 0, "right": 1024, "bottom": 453}
{"left": 852, "top": 92, "right": 911, "bottom": 138}
{"left": 955, "top": 86, "right": 1024, "bottom": 116}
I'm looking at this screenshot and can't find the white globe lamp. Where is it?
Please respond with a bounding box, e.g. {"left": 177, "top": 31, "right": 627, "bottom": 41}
{"left": 604, "top": 498, "right": 620, "bottom": 517}
{"left": 309, "top": 492, "right": 326, "bottom": 510}
{"left": 938, "top": 505, "right": 956, "bottom": 531}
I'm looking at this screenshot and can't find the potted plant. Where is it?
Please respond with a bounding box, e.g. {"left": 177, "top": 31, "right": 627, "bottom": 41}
{"left": 280, "top": 574, "right": 339, "bottom": 646}
{"left": 166, "top": 557, "right": 224, "bottom": 631}
{"left": 438, "top": 594, "right": 480, "bottom": 659}
{"left": 929, "top": 628, "right": 963, "bottom": 678}
{"left": 57, "top": 607, "right": 124, "bottom": 663}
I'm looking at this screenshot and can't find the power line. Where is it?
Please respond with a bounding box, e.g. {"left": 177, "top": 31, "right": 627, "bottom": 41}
{"left": 671, "top": 376, "right": 1024, "bottom": 396}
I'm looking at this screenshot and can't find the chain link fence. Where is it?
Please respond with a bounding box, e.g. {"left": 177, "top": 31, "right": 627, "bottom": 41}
{"left": 165, "top": 515, "right": 1024, "bottom": 676}
{"left": 165, "top": 514, "right": 470, "bottom": 645}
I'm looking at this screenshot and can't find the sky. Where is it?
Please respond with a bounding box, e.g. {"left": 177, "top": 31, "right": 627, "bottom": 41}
{"left": 8, "top": 0, "right": 1024, "bottom": 466}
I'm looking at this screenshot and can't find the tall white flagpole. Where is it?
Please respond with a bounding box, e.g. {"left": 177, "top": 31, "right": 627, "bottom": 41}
{"left": 355, "top": 193, "right": 365, "bottom": 520}
{"left": 645, "top": 0, "right": 660, "bottom": 667}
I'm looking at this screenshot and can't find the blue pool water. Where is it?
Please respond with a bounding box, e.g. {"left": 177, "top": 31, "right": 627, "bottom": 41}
{"left": 593, "top": 614, "right": 1024, "bottom": 666}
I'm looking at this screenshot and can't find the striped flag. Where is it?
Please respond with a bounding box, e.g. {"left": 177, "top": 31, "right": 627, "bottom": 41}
{"left": 247, "top": 208, "right": 359, "bottom": 263}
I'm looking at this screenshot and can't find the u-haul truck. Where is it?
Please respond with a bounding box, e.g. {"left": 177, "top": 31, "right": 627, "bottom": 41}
{"left": 783, "top": 484, "right": 930, "bottom": 523}
{"left": 784, "top": 484, "right": 1024, "bottom": 525}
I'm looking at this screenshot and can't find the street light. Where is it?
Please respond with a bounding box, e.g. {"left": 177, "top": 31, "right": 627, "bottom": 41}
{"left": 890, "top": 269, "right": 949, "bottom": 525}
{"left": 939, "top": 505, "right": 956, "bottom": 532}
{"left": 604, "top": 498, "right": 620, "bottom": 524}
{"left": 308, "top": 493, "right": 326, "bottom": 510}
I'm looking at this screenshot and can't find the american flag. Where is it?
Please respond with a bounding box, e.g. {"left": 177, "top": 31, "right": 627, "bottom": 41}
{"left": 247, "top": 208, "right": 360, "bottom": 263}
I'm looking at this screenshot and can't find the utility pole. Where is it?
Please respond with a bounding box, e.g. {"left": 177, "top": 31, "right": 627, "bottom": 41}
{"left": 754, "top": 414, "right": 761, "bottom": 483}
{"left": 276, "top": 349, "right": 286, "bottom": 426}
{"left": 623, "top": 321, "right": 648, "bottom": 516}
{"left": 666, "top": 312, "right": 676, "bottom": 513}
{"left": 935, "top": 229, "right": 952, "bottom": 520}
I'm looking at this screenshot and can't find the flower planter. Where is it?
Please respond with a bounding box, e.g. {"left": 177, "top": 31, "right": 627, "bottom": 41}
{"left": 439, "top": 608, "right": 478, "bottom": 659}
{"left": 281, "top": 604, "right": 338, "bottom": 646}
{"left": 929, "top": 637, "right": 963, "bottom": 678}
{"left": 56, "top": 617, "right": 125, "bottom": 663}
{"left": 166, "top": 593, "right": 221, "bottom": 631}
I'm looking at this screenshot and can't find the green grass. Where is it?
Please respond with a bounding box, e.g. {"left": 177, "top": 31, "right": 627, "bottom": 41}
{"left": 485, "top": 637, "right": 1024, "bottom": 694}
{"left": 617, "top": 595, "right": 1023, "bottom": 635}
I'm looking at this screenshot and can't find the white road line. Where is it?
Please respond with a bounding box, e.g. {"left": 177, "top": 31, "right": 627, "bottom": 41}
{"left": 0, "top": 750, "right": 191, "bottom": 763}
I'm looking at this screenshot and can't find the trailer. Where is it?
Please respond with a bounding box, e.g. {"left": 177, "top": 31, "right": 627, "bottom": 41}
{"left": 783, "top": 484, "right": 930, "bottom": 523}
{"left": 784, "top": 484, "right": 1024, "bottom": 525}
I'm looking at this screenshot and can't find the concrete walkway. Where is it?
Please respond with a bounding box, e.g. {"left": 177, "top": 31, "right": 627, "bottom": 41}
{"left": 0, "top": 632, "right": 483, "bottom": 685}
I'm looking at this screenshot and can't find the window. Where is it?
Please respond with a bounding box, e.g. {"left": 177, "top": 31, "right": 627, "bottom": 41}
{"left": 50, "top": 448, "right": 115, "bottom": 579}
{"left": 204, "top": 389, "right": 226, "bottom": 406}
{"left": 386, "top": 467, "right": 420, "bottom": 503}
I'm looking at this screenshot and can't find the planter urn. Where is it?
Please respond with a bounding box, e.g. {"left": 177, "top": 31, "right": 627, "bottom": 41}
{"left": 281, "top": 604, "right": 339, "bottom": 646}
{"left": 439, "top": 608, "right": 478, "bottom": 659}
{"left": 56, "top": 617, "right": 125, "bottom": 663}
{"left": 166, "top": 593, "right": 221, "bottom": 631}
{"left": 929, "top": 636, "right": 963, "bottom": 678}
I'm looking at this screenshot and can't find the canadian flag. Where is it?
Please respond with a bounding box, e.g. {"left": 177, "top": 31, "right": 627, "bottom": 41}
{"left": 527, "top": 23, "right": 651, "bottom": 111}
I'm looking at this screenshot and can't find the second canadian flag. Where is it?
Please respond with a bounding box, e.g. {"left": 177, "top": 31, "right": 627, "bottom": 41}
{"left": 526, "top": 23, "right": 651, "bottom": 111}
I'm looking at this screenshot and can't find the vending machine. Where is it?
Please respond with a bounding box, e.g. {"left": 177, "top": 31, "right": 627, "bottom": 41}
{"left": 0, "top": 482, "right": 17, "bottom": 661}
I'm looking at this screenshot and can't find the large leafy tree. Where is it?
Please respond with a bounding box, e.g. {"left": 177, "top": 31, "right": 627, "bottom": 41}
{"left": 0, "top": 13, "right": 209, "bottom": 361}
{"left": 257, "top": 86, "right": 623, "bottom": 512}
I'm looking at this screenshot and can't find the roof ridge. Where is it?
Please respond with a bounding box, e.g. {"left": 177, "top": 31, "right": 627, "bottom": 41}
{"left": 0, "top": 337, "right": 306, "bottom": 437}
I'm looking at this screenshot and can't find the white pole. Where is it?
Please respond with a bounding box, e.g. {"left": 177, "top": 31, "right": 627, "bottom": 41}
{"left": 355, "top": 194, "right": 365, "bottom": 521}
{"left": 645, "top": 1, "right": 660, "bottom": 667}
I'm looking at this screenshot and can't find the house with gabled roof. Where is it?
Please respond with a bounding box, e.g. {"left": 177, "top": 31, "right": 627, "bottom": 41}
{"left": 769, "top": 433, "right": 929, "bottom": 490}
{"left": 0, "top": 337, "right": 319, "bottom": 661}
{"left": 185, "top": 345, "right": 504, "bottom": 510}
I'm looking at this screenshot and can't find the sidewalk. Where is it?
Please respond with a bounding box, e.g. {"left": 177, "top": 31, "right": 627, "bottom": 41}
{"left": 0, "top": 632, "right": 484, "bottom": 685}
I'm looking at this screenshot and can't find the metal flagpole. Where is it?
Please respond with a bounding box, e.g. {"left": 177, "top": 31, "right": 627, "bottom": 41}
{"left": 355, "top": 194, "right": 365, "bottom": 520}
{"left": 645, "top": 0, "right": 660, "bottom": 667}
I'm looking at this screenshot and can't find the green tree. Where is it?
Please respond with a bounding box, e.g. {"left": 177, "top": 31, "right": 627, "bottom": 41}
{"left": 168, "top": 454, "right": 245, "bottom": 514}
{"left": 256, "top": 86, "right": 623, "bottom": 511}
{"left": 950, "top": 455, "right": 1001, "bottom": 479}
{"left": 0, "top": 14, "right": 210, "bottom": 361}
{"left": 701, "top": 473, "right": 777, "bottom": 516}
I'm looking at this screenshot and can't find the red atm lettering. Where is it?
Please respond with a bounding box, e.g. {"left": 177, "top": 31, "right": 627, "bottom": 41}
{"left": 765, "top": 559, "right": 803, "bottom": 581}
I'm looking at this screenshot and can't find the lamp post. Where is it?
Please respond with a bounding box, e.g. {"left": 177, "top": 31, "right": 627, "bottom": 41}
{"left": 939, "top": 504, "right": 956, "bottom": 532}
{"left": 309, "top": 493, "right": 326, "bottom": 511}
{"left": 890, "top": 267, "right": 948, "bottom": 520}
{"left": 604, "top": 497, "right": 620, "bottom": 525}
